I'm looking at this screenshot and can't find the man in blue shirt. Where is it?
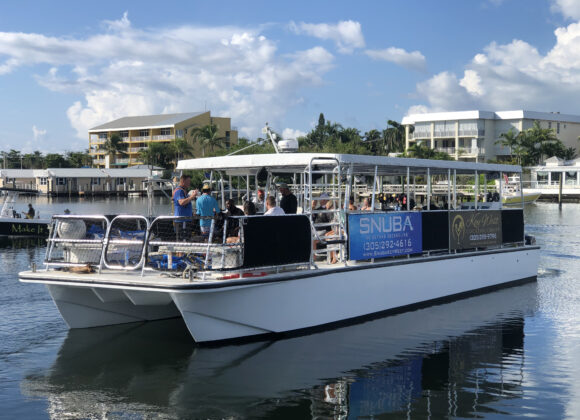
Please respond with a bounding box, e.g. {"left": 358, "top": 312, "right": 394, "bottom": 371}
{"left": 196, "top": 184, "right": 220, "bottom": 234}
{"left": 173, "top": 175, "right": 196, "bottom": 240}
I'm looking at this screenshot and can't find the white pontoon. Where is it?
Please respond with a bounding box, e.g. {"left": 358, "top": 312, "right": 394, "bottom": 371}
{"left": 19, "top": 153, "right": 539, "bottom": 343}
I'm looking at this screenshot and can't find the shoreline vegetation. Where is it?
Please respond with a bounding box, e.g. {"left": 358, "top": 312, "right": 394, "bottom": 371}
{"left": 2, "top": 114, "right": 576, "bottom": 176}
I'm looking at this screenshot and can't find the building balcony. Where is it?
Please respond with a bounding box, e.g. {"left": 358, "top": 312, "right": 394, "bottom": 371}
{"left": 152, "top": 134, "right": 175, "bottom": 141}
{"left": 130, "top": 136, "right": 150, "bottom": 142}
{"left": 129, "top": 147, "right": 147, "bottom": 153}
{"left": 434, "top": 147, "right": 485, "bottom": 156}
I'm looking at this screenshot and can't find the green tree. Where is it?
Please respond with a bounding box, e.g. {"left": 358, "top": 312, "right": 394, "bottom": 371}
{"left": 383, "top": 120, "right": 406, "bottom": 154}
{"left": 172, "top": 137, "right": 194, "bottom": 166}
{"left": 102, "top": 133, "right": 128, "bottom": 166}
{"left": 44, "top": 153, "right": 70, "bottom": 168}
{"left": 139, "top": 142, "right": 173, "bottom": 169}
{"left": 191, "top": 124, "right": 226, "bottom": 157}
{"left": 405, "top": 143, "right": 452, "bottom": 160}
{"left": 495, "top": 129, "right": 523, "bottom": 164}
{"left": 66, "top": 150, "right": 92, "bottom": 168}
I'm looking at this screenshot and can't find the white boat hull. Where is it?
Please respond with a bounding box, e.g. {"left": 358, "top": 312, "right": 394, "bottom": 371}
{"left": 46, "top": 284, "right": 181, "bottom": 328}
{"left": 23, "top": 247, "right": 539, "bottom": 343}
{"left": 171, "top": 248, "right": 538, "bottom": 342}
{"left": 503, "top": 191, "right": 541, "bottom": 205}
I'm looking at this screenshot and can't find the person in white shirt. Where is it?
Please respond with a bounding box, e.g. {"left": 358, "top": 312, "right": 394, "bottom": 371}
{"left": 264, "top": 196, "right": 285, "bottom": 216}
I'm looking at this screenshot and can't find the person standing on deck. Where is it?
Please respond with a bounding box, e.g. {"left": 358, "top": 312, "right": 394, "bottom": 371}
{"left": 173, "top": 175, "right": 196, "bottom": 240}
{"left": 196, "top": 184, "right": 220, "bottom": 234}
{"left": 279, "top": 182, "right": 297, "bottom": 214}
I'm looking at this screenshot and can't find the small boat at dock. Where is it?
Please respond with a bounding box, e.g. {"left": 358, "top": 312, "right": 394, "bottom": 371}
{"left": 0, "top": 190, "right": 50, "bottom": 237}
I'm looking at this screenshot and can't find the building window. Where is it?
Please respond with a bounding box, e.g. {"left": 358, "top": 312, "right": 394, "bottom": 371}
{"left": 39, "top": 177, "right": 47, "bottom": 186}
{"left": 176, "top": 129, "right": 184, "bottom": 138}
{"left": 116, "top": 177, "right": 127, "bottom": 186}
{"left": 98, "top": 132, "right": 108, "bottom": 140}
{"left": 557, "top": 123, "right": 560, "bottom": 134}
{"left": 160, "top": 128, "right": 171, "bottom": 136}
{"left": 91, "top": 178, "right": 101, "bottom": 185}
{"left": 56, "top": 178, "right": 67, "bottom": 186}
{"left": 139, "top": 129, "right": 150, "bottom": 137}
{"left": 548, "top": 122, "right": 552, "bottom": 129}
{"left": 119, "top": 130, "right": 129, "bottom": 139}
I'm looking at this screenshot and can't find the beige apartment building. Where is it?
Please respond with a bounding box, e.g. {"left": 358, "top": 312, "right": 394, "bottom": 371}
{"left": 89, "top": 111, "right": 238, "bottom": 168}
{"left": 401, "top": 110, "right": 580, "bottom": 162}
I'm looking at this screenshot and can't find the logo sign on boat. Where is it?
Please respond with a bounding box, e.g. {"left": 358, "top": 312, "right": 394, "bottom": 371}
{"left": 348, "top": 212, "right": 422, "bottom": 260}
{"left": 449, "top": 210, "right": 502, "bottom": 250}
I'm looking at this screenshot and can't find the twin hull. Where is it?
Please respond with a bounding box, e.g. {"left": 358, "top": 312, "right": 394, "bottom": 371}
{"left": 28, "top": 247, "right": 539, "bottom": 343}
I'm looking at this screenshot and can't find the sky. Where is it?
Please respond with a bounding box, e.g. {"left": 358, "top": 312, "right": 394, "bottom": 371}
{"left": 1, "top": 0, "right": 580, "bottom": 154}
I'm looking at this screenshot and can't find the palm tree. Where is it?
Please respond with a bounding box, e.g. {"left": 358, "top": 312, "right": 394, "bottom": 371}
{"left": 102, "top": 134, "right": 128, "bottom": 167}
{"left": 383, "top": 120, "right": 406, "bottom": 154}
{"left": 172, "top": 137, "right": 194, "bottom": 166}
{"left": 495, "top": 129, "right": 522, "bottom": 164}
{"left": 364, "top": 129, "right": 382, "bottom": 154}
{"left": 191, "top": 124, "right": 226, "bottom": 157}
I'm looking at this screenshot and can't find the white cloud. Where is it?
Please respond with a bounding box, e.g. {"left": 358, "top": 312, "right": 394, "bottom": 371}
{"left": 0, "top": 14, "right": 337, "bottom": 142}
{"left": 32, "top": 125, "right": 47, "bottom": 142}
{"left": 365, "top": 47, "right": 426, "bottom": 72}
{"left": 282, "top": 128, "right": 307, "bottom": 139}
{"left": 289, "top": 20, "right": 365, "bottom": 53}
{"left": 551, "top": 0, "right": 580, "bottom": 20}
{"left": 408, "top": 19, "right": 580, "bottom": 114}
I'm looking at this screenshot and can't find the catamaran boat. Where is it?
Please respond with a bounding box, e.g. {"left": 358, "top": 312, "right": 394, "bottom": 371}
{"left": 18, "top": 149, "right": 540, "bottom": 343}
{"left": 0, "top": 190, "right": 50, "bottom": 236}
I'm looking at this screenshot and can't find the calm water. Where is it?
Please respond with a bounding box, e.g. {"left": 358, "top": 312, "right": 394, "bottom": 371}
{"left": 0, "top": 198, "right": 579, "bottom": 419}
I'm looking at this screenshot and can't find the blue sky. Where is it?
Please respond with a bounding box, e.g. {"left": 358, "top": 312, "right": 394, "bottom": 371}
{"left": 1, "top": 0, "right": 579, "bottom": 153}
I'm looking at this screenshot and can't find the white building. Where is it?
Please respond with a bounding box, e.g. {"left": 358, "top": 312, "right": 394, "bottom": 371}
{"left": 0, "top": 168, "right": 153, "bottom": 195}
{"left": 401, "top": 110, "right": 580, "bottom": 162}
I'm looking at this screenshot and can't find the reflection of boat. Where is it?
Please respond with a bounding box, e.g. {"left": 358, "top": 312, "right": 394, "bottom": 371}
{"left": 0, "top": 190, "right": 50, "bottom": 236}
{"left": 21, "top": 283, "right": 537, "bottom": 419}
{"left": 19, "top": 146, "right": 539, "bottom": 343}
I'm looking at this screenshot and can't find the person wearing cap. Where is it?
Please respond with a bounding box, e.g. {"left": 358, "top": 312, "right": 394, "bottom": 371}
{"left": 279, "top": 182, "right": 297, "bottom": 214}
{"left": 196, "top": 183, "right": 220, "bottom": 234}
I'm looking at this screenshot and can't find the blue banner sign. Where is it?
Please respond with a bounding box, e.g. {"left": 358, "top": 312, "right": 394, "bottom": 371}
{"left": 348, "top": 212, "right": 423, "bottom": 260}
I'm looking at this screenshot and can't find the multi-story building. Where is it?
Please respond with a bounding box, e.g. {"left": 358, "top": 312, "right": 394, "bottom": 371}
{"left": 401, "top": 110, "right": 580, "bottom": 162}
{"left": 89, "top": 111, "right": 238, "bottom": 168}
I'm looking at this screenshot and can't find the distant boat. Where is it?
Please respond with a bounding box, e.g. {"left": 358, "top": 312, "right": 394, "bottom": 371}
{"left": 501, "top": 175, "right": 541, "bottom": 205}
{"left": 503, "top": 191, "right": 542, "bottom": 205}
{"left": 0, "top": 190, "right": 50, "bottom": 237}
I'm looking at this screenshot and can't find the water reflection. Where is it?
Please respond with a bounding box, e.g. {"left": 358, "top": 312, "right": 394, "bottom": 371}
{"left": 22, "top": 283, "right": 538, "bottom": 419}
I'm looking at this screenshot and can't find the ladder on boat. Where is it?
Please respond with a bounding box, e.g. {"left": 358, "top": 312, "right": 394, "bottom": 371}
{"left": 304, "top": 157, "right": 349, "bottom": 265}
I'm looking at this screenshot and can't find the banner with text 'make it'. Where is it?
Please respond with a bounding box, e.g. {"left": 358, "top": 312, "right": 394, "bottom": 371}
{"left": 348, "top": 212, "right": 422, "bottom": 260}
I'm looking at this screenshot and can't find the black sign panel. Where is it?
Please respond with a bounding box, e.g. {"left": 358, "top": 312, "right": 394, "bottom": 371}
{"left": 449, "top": 211, "right": 502, "bottom": 250}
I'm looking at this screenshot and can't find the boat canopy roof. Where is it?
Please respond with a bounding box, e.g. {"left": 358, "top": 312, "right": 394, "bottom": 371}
{"left": 177, "top": 153, "right": 521, "bottom": 176}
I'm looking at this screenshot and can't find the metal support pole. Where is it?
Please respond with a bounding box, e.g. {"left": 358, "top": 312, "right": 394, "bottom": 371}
{"left": 499, "top": 171, "right": 503, "bottom": 209}
{"left": 407, "top": 167, "right": 410, "bottom": 211}
{"left": 427, "top": 168, "right": 431, "bottom": 210}
{"left": 447, "top": 169, "right": 451, "bottom": 210}
{"left": 475, "top": 170, "right": 478, "bottom": 210}
{"left": 453, "top": 169, "right": 457, "bottom": 209}
{"left": 371, "top": 165, "right": 378, "bottom": 210}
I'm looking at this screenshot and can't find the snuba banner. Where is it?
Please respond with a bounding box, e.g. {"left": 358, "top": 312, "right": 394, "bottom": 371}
{"left": 348, "top": 212, "right": 422, "bottom": 260}
{"left": 449, "top": 211, "right": 502, "bottom": 250}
